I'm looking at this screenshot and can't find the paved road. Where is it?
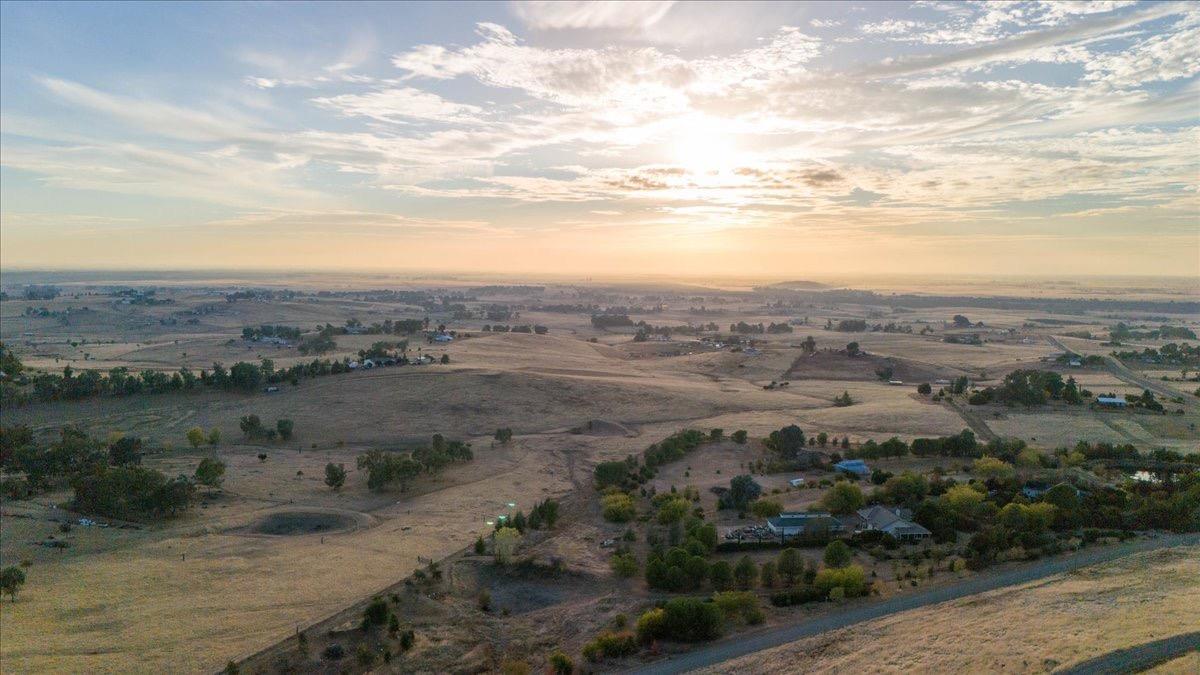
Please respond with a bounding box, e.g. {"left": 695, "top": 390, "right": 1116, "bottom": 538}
{"left": 626, "top": 534, "right": 1200, "bottom": 675}
{"left": 1058, "top": 631, "right": 1200, "bottom": 675}
{"left": 1044, "top": 335, "right": 1187, "bottom": 401}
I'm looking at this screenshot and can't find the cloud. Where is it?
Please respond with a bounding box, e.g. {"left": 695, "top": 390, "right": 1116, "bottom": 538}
{"left": 510, "top": 1, "right": 675, "bottom": 31}
{"left": 312, "top": 87, "right": 485, "bottom": 123}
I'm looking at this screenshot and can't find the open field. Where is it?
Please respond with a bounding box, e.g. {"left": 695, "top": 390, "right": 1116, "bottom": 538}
{"left": 2, "top": 275, "right": 1198, "bottom": 673}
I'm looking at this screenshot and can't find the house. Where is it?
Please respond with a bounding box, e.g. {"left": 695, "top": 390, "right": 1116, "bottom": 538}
{"left": 766, "top": 511, "right": 845, "bottom": 539}
{"left": 1096, "top": 396, "right": 1127, "bottom": 408}
{"left": 1021, "top": 481, "right": 1051, "bottom": 499}
{"left": 789, "top": 477, "right": 806, "bottom": 487}
{"left": 434, "top": 334, "right": 454, "bottom": 343}
{"left": 1068, "top": 359, "right": 1082, "bottom": 368}
{"left": 834, "top": 459, "right": 870, "bottom": 476}
{"left": 887, "top": 379, "right": 904, "bottom": 386}
{"left": 848, "top": 505, "right": 931, "bottom": 543}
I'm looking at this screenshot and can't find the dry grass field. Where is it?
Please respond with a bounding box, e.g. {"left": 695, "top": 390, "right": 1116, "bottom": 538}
{"left": 698, "top": 545, "right": 1200, "bottom": 674}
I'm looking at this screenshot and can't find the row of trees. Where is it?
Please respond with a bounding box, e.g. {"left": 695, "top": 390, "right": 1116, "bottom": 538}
{"left": 356, "top": 435, "right": 473, "bottom": 491}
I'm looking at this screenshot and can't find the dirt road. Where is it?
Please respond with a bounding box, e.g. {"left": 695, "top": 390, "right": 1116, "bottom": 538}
{"left": 626, "top": 533, "right": 1200, "bottom": 675}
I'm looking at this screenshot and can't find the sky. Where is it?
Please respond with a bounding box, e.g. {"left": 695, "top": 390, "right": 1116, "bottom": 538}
{"left": 1, "top": 0, "right": 1197, "bottom": 278}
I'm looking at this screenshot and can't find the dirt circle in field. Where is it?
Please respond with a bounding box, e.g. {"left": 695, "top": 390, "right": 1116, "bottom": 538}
{"left": 571, "top": 419, "right": 633, "bottom": 436}
{"left": 250, "top": 510, "right": 360, "bottom": 536}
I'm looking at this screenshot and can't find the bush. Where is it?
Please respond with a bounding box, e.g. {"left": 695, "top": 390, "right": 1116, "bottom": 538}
{"left": 601, "top": 493, "right": 637, "bottom": 522}
{"left": 814, "top": 564, "right": 867, "bottom": 598}
{"left": 322, "top": 643, "right": 345, "bottom": 660}
{"left": 581, "top": 631, "right": 638, "bottom": 661}
{"left": 636, "top": 607, "right": 667, "bottom": 643}
{"left": 823, "top": 540, "right": 853, "bottom": 568}
{"left": 712, "top": 591, "right": 760, "bottom": 624}
{"left": 610, "top": 553, "right": 639, "bottom": 578}
{"left": 663, "top": 597, "right": 723, "bottom": 642}
{"left": 362, "top": 596, "right": 389, "bottom": 628}
{"left": 731, "top": 430, "right": 748, "bottom": 444}
{"left": 549, "top": 651, "right": 575, "bottom": 675}
{"left": 770, "top": 586, "right": 823, "bottom": 606}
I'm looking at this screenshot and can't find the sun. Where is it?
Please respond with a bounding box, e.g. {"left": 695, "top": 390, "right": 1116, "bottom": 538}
{"left": 670, "top": 117, "right": 739, "bottom": 177}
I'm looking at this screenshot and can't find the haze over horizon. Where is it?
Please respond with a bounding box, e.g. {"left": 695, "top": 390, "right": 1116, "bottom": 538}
{"left": 2, "top": 1, "right": 1198, "bottom": 276}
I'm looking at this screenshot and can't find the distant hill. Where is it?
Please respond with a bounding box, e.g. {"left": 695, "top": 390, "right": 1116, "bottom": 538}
{"left": 756, "top": 280, "right": 828, "bottom": 291}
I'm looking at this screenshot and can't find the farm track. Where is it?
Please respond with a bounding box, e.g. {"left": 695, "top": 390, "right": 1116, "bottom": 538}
{"left": 626, "top": 534, "right": 1200, "bottom": 675}
{"left": 944, "top": 398, "right": 999, "bottom": 442}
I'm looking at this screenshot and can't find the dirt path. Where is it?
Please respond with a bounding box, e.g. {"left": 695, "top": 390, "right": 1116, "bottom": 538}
{"left": 1057, "top": 631, "right": 1200, "bottom": 675}
{"left": 943, "top": 398, "right": 999, "bottom": 442}
{"left": 625, "top": 533, "right": 1200, "bottom": 675}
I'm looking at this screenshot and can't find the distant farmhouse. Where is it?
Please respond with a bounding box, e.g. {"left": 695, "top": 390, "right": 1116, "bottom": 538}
{"left": 1096, "top": 395, "right": 1127, "bottom": 408}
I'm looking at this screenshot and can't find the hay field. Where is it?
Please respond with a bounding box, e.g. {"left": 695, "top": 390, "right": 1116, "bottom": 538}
{"left": 699, "top": 545, "right": 1200, "bottom": 675}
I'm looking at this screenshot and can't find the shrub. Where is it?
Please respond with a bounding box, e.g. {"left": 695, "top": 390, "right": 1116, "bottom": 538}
{"left": 549, "top": 651, "right": 574, "bottom": 675}
{"left": 322, "top": 643, "right": 345, "bottom": 660}
{"left": 814, "top": 564, "right": 867, "bottom": 598}
{"left": 663, "top": 597, "right": 723, "bottom": 642}
{"left": 362, "top": 596, "right": 388, "bottom": 628}
{"left": 610, "top": 553, "right": 639, "bottom": 578}
{"left": 582, "top": 631, "right": 638, "bottom": 661}
{"left": 823, "top": 540, "right": 853, "bottom": 568}
{"left": 602, "top": 493, "right": 637, "bottom": 522}
{"left": 712, "top": 591, "right": 760, "bottom": 624}
{"left": 636, "top": 607, "right": 667, "bottom": 643}
{"left": 750, "top": 498, "right": 783, "bottom": 519}
{"left": 731, "top": 430, "right": 748, "bottom": 444}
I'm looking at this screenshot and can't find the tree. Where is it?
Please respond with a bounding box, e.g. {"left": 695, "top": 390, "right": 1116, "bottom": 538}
{"left": 195, "top": 457, "right": 226, "bottom": 488}
{"left": 731, "top": 430, "right": 748, "bottom": 444}
{"left": 823, "top": 540, "right": 853, "bottom": 568}
{"left": 494, "top": 427, "right": 513, "bottom": 444}
{"left": 973, "top": 456, "right": 1015, "bottom": 481}
{"left": 759, "top": 560, "right": 777, "bottom": 588}
{"left": 657, "top": 497, "right": 690, "bottom": 524}
{"left": 474, "top": 536, "right": 486, "bottom": 555}
{"left": 440, "top": 354, "right": 450, "bottom": 364}
{"left": 816, "top": 432, "right": 828, "bottom": 447}
{"left": 917, "top": 382, "right": 932, "bottom": 395}
{"left": 777, "top": 548, "right": 802, "bottom": 585}
{"left": 324, "top": 463, "right": 346, "bottom": 490}
{"left": 494, "top": 527, "right": 521, "bottom": 564}
{"left": 1, "top": 566, "right": 26, "bottom": 601}
{"left": 833, "top": 391, "right": 854, "bottom": 407}
{"left": 239, "top": 415, "right": 264, "bottom": 439}
{"left": 709, "top": 561, "right": 733, "bottom": 591}
{"left": 107, "top": 436, "right": 143, "bottom": 466}
{"left": 846, "top": 342, "right": 860, "bottom": 357}
{"left": 733, "top": 555, "right": 757, "bottom": 590}
{"left": 276, "top": 419, "right": 294, "bottom": 441}
{"left": 723, "top": 475, "right": 762, "bottom": 511}
{"left": 821, "top": 482, "right": 865, "bottom": 514}
{"left": 801, "top": 335, "right": 817, "bottom": 354}
{"left": 773, "top": 424, "right": 806, "bottom": 458}
{"left": 186, "top": 427, "right": 206, "bottom": 448}
{"left": 662, "top": 597, "right": 723, "bottom": 642}
{"left": 207, "top": 428, "right": 221, "bottom": 446}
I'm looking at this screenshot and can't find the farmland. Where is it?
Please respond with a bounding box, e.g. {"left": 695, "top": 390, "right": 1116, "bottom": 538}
{"left": 1, "top": 273, "right": 1197, "bottom": 673}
